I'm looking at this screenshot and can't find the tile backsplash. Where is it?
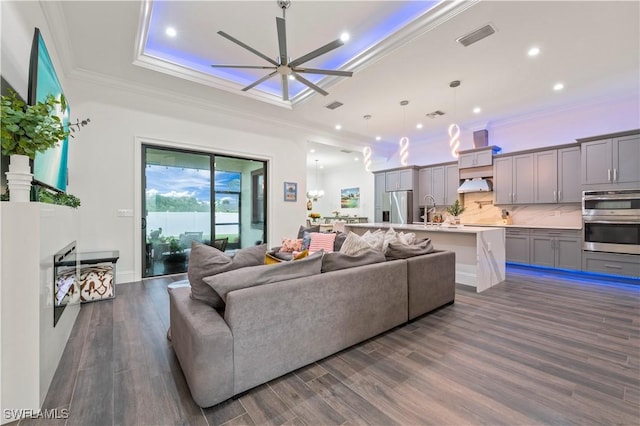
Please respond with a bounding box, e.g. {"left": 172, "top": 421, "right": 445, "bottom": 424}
{"left": 440, "top": 192, "right": 582, "bottom": 227}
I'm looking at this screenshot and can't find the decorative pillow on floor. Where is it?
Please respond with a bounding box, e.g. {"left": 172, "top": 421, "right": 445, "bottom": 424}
{"left": 339, "top": 231, "right": 374, "bottom": 256}
{"left": 321, "top": 248, "right": 386, "bottom": 273}
{"left": 188, "top": 242, "right": 267, "bottom": 308}
{"left": 297, "top": 224, "right": 320, "bottom": 239}
{"left": 204, "top": 251, "right": 324, "bottom": 305}
{"left": 308, "top": 232, "right": 336, "bottom": 253}
{"left": 385, "top": 237, "right": 434, "bottom": 260}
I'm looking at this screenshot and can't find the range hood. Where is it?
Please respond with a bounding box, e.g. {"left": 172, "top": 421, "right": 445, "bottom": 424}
{"left": 458, "top": 178, "right": 493, "bottom": 193}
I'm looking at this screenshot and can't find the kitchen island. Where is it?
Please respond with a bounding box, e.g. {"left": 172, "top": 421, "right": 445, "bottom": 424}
{"left": 344, "top": 223, "right": 506, "bottom": 293}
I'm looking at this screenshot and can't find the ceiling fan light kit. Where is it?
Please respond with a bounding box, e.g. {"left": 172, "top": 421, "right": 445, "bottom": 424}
{"left": 211, "top": 0, "right": 353, "bottom": 101}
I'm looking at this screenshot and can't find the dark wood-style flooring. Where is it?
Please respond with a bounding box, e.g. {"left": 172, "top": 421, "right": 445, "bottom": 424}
{"left": 17, "top": 266, "right": 640, "bottom": 425}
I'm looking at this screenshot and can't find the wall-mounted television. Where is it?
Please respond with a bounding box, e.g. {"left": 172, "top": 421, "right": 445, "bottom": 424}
{"left": 28, "top": 27, "right": 70, "bottom": 193}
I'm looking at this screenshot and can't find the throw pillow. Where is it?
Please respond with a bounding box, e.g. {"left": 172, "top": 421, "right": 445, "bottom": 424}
{"left": 188, "top": 242, "right": 267, "bottom": 308}
{"left": 385, "top": 237, "right": 435, "bottom": 260}
{"left": 265, "top": 253, "right": 284, "bottom": 264}
{"left": 204, "top": 251, "right": 324, "bottom": 304}
{"left": 309, "top": 232, "right": 336, "bottom": 253}
{"left": 280, "top": 238, "right": 303, "bottom": 253}
{"left": 333, "top": 231, "right": 347, "bottom": 252}
{"left": 339, "top": 232, "right": 375, "bottom": 256}
{"left": 361, "top": 229, "right": 385, "bottom": 251}
{"left": 294, "top": 249, "right": 309, "bottom": 260}
{"left": 297, "top": 224, "right": 320, "bottom": 239}
{"left": 301, "top": 231, "right": 312, "bottom": 251}
{"left": 321, "top": 249, "right": 386, "bottom": 273}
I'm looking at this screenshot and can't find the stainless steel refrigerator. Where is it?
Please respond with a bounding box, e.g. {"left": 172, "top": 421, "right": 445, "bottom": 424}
{"left": 382, "top": 190, "right": 413, "bottom": 224}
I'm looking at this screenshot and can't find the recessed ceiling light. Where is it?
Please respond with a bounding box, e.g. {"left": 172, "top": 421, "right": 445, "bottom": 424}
{"left": 473, "top": 107, "right": 481, "bottom": 114}
{"left": 319, "top": 165, "right": 324, "bottom": 169}
{"left": 166, "top": 27, "right": 177, "bottom": 37}
{"left": 528, "top": 47, "right": 540, "bottom": 57}
{"left": 288, "top": 75, "right": 295, "bottom": 81}
{"left": 340, "top": 32, "right": 350, "bottom": 42}
{"left": 553, "top": 82, "right": 565, "bottom": 91}
{"left": 310, "top": 149, "right": 315, "bottom": 153}
{"left": 335, "top": 124, "right": 342, "bottom": 130}
{"left": 354, "top": 157, "right": 359, "bottom": 162}
{"left": 416, "top": 123, "right": 423, "bottom": 129}
{"left": 375, "top": 136, "right": 381, "bottom": 141}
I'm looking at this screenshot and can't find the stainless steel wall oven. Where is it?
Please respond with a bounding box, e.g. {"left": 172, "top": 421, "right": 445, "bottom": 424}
{"left": 582, "top": 190, "right": 640, "bottom": 255}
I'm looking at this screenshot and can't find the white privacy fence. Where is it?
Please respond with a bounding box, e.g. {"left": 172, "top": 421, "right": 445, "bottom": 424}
{"left": 146, "top": 212, "right": 239, "bottom": 239}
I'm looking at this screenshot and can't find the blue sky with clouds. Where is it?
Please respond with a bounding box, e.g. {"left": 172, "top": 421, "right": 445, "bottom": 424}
{"left": 145, "top": 166, "right": 241, "bottom": 203}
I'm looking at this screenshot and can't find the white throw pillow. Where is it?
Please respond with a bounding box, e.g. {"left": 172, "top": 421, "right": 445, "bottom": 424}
{"left": 340, "top": 232, "right": 376, "bottom": 256}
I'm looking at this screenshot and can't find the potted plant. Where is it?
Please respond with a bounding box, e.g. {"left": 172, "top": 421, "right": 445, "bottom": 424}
{"left": 163, "top": 237, "right": 187, "bottom": 274}
{"left": 1, "top": 89, "right": 69, "bottom": 202}
{"left": 445, "top": 199, "right": 466, "bottom": 225}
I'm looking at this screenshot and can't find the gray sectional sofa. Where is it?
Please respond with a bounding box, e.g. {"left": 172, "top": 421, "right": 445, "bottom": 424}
{"left": 169, "top": 249, "right": 455, "bottom": 408}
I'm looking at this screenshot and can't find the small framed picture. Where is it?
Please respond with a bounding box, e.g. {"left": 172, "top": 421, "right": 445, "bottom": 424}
{"left": 284, "top": 182, "right": 297, "bottom": 202}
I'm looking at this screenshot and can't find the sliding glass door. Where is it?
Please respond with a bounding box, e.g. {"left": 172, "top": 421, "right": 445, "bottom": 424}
{"left": 142, "top": 146, "right": 267, "bottom": 277}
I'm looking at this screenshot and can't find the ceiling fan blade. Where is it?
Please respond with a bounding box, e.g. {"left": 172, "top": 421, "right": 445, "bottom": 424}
{"left": 217, "top": 30, "right": 279, "bottom": 66}
{"left": 276, "top": 17, "right": 287, "bottom": 65}
{"left": 242, "top": 71, "right": 278, "bottom": 92}
{"left": 282, "top": 75, "right": 289, "bottom": 101}
{"left": 291, "top": 72, "right": 329, "bottom": 96}
{"left": 293, "top": 68, "right": 353, "bottom": 77}
{"left": 289, "top": 39, "right": 344, "bottom": 68}
{"left": 211, "top": 65, "right": 277, "bottom": 69}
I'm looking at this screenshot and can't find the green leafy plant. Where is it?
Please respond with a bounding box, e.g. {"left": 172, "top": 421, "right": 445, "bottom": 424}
{"left": 36, "top": 187, "right": 81, "bottom": 209}
{"left": 0, "top": 89, "right": 69, "bottom": 159}
{"left": 446, "top": 199, "right": 466, "bottom": 217}
{"left": 167, "top": 237, "right": 184, "bottom": 254}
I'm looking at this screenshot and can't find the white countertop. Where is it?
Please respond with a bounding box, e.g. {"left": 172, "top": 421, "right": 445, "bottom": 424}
{"left": 345, "top": 222, "right": 504, "bottom": 234}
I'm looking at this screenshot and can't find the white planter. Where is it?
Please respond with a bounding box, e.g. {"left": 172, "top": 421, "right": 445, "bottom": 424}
{"left": 5, "top": 154, "right": 33, "bottom": 202}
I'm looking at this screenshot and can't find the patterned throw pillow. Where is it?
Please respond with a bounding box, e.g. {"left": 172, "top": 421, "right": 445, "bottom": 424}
{"left": 360, "top": 229, "right": 385, "bottom": 251}
{"left": 302, "top": 231, "right": 312, "bottom": 250}
{"left": 308, "top": 232, "right": 336, "bottom": 253}
{"left": 279, "top": 238, "right": 303, "bottom": 252}
{"left": 339, "top": 232, "right": 375, "bottom": 256}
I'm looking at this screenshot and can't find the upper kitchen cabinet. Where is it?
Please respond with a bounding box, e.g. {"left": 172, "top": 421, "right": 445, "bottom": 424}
{"left": 458, "top": 146, "right": 496, "bottom": 168}
{"left": 580, "top": 130, "right": 640, "bottom": 190}
{"left": 493, "top": 154, "right": 534, "bottom": 205}
{"left": 385, "top": 167, "right": 417, "bottom": 191}
{"left": 533, "top": 146, "right": 581, "bottom": 203}
{"left": 418, "top": 163, "right": 458, "bottom": 206}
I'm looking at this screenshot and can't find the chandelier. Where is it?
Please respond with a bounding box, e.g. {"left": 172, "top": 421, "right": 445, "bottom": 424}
{"left": 306, "top": 159, "right": 324, "bottom": 201}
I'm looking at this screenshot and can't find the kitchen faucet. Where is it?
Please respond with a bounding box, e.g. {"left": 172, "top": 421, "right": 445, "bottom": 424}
{"left": 423, "top": 194, "right": 436, "bottom": 226}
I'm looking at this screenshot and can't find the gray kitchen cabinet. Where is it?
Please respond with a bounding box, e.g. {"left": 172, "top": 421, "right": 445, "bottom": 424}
{"left": 458, "top": 148, "right": 493, "bottom": 168}
{"left": 505, "top": 228, "right": 530, "bottom": 264}
{"left": 582, "top": 251, "right": 640, "bottom": 278}
{"left": 533, "top": 146, "right": 581, "bottom": 204}
{"left": 385, "top": 168, "right": 414, "bottom": 191}
{"left": 374, "top": 172, "right": 385, "bottom": 222}
{"left": 419, "top": 163, "right": 458, "bottom": 206}
{"left": 530, "top": 229, "right": 581, "bottom": 270}
{"left": 558, "top": 147, "right": 581, "bottom": 202}
{"left": 534, "top": 150, "right": 558, "bottom": 203}
{"left": 418, "top": 167, "right": 432, "bottom": 204}
{"left": 581, "top": 134, "right": 640, "bottom": 189}
{"left": 494, "top": 154, "right": 534, "bottom": 204}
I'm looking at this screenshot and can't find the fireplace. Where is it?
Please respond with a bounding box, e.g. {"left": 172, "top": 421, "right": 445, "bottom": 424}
{"left": 53, "top": 241, "right": 79, "bottom": 326}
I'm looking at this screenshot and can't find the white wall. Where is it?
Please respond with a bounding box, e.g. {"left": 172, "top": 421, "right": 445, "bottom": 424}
{"left": 306, "top": 166, "right": 374, "bottom": 221}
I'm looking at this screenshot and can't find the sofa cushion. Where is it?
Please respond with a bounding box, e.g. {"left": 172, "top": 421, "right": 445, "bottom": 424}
{"left": 297, "top": 224, "right": 320, "bottom": 239}
{"left": 360, "top": 229, "right": 385, "bottom": 251}
{"left": 333, "top": 231, "right": 347, "bottom": 252}
{"left": 308, "top": 232, "right": 336, "bottom": 253}
{"left": 340, "top": 231, "right": 376, "bottom": 256}
{"left": 204, "top": 251, "right": 324, "bottom": 305}
{"left": 280, "top": 238, "right": 303, "bottom": 253}
{"left": 189, "top": 242, "right": 267, "bottom": 308}
{"left": 321, "top": 248, "right": 386, "bottom": 273}
{"left": 385, "top": 237, "right": 435, "bottom": 260}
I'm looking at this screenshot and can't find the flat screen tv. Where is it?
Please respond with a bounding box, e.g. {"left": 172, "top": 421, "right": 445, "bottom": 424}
{"left": 28, "top": 27, "right": 70, "bottom": 193}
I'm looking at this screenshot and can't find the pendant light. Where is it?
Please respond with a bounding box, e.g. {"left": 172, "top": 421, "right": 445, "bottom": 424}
{"left": 399, "top": 100, "right": 410, "bottom": 166}
{"left": 448, "top": 80, "right": 461, "bottom": 158}
{"left": 306, "top": 159, "right": 324, "bottom": 201}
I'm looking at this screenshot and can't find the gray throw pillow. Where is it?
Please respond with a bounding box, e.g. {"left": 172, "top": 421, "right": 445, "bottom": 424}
{"left": 321, "top": 249, "right": 386, "bottom": 273}
{"left": 188, "top": 242, "right": 267, "bottom": 308}
{"left": 203, "top": 251, "right": 324, "bottom": 305}
{"left": 385, "top": 238, "right": 434, "bottom": 260}
{"left": 333, "top": 231, "right": 347, "bottom": 252}
{"left": 297, "top": 224, "right": 320, "bottom": 239}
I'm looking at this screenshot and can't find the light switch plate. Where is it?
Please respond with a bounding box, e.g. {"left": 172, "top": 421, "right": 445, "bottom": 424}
{"left": 117, "top": 209, "right": 134, "bottom": 217}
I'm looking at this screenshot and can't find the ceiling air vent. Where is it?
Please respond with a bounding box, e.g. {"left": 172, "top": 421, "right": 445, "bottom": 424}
{"left": 325, "top": 101, "right": 344, "bottom": 110}
{"left": 425, "top": 110, "right": 446, "bottom": 119}
{"left": 456, "top": 24, "right": 496, "bottom": 47}
{"left": 340, "top": 149, "right": 353, "bottom": 154}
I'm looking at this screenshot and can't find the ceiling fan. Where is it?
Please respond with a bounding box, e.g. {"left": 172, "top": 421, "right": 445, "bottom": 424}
{"left": 211, "top": 0, "right": 353, "bottom": 101}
